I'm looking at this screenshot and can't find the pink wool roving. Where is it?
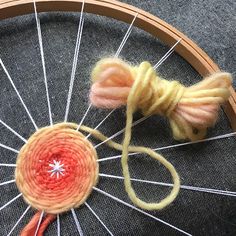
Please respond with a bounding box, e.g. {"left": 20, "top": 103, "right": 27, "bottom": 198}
{"left": 90, "top": 58, "right": 232, "bottom": 141}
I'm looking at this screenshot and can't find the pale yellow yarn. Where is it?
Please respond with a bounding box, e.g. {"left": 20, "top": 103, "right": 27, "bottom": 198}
{"left": 120, "top": 62, "right": 181, "bottom": 210}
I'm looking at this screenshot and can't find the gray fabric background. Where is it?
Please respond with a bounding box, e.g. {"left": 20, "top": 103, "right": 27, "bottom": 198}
{"left": 0, "top": 0, "right": 235, "bottom": 235}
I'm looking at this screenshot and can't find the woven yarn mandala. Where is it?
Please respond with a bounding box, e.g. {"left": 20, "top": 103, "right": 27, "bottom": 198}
{"left": 16, "top": 123, "right": 98, "bottom": 214}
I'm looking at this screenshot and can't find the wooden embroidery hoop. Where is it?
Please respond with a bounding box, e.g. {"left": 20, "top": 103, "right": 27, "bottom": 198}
{"left": 0, "top": 0, "right": 236, "bottom": 130}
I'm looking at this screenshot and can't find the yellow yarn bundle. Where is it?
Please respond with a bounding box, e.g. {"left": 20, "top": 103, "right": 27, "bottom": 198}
{"left": 90, "top": 58, "right": 232, "bottom": 141}
{"left": 89, "top": 58, "right": 232, "bottom": 211}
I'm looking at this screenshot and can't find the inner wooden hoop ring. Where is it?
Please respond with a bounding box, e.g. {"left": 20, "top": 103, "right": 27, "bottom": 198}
{"left": 0, "top": 0, "right": 235, "bottom": 128}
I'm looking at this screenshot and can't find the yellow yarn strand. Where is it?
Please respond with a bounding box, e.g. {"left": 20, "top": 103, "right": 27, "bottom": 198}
{"left": 119, "top": 62, "right": 180, "bottom": 210}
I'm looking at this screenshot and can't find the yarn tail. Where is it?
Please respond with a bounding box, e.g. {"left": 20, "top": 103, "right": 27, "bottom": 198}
{"left": 21, "top": 211, "right": 56, "bottom": 236}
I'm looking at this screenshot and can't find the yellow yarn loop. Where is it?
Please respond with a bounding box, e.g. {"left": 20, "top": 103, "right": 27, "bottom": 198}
{"left": 120, "top": 62, "right": 181, "bottom": 210}
{"left": 78, "top": 124, "right": 180, "bottom": 210}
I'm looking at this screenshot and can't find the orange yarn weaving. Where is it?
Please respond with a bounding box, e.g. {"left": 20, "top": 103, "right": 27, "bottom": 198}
{"left": 15, "top": 123, "right": 99, "bottom": 214}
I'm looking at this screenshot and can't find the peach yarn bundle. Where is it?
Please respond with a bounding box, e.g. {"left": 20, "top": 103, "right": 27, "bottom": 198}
{"left": 89, "top": 57, "right": 232, "bottom": 211}
{"left": 90, "top": 58, "right": 232, "bottom": 141}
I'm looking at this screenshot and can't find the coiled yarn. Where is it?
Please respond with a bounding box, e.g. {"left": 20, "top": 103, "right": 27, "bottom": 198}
{"left": 90, "top": 58, "right": 232, "bottom": 141}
